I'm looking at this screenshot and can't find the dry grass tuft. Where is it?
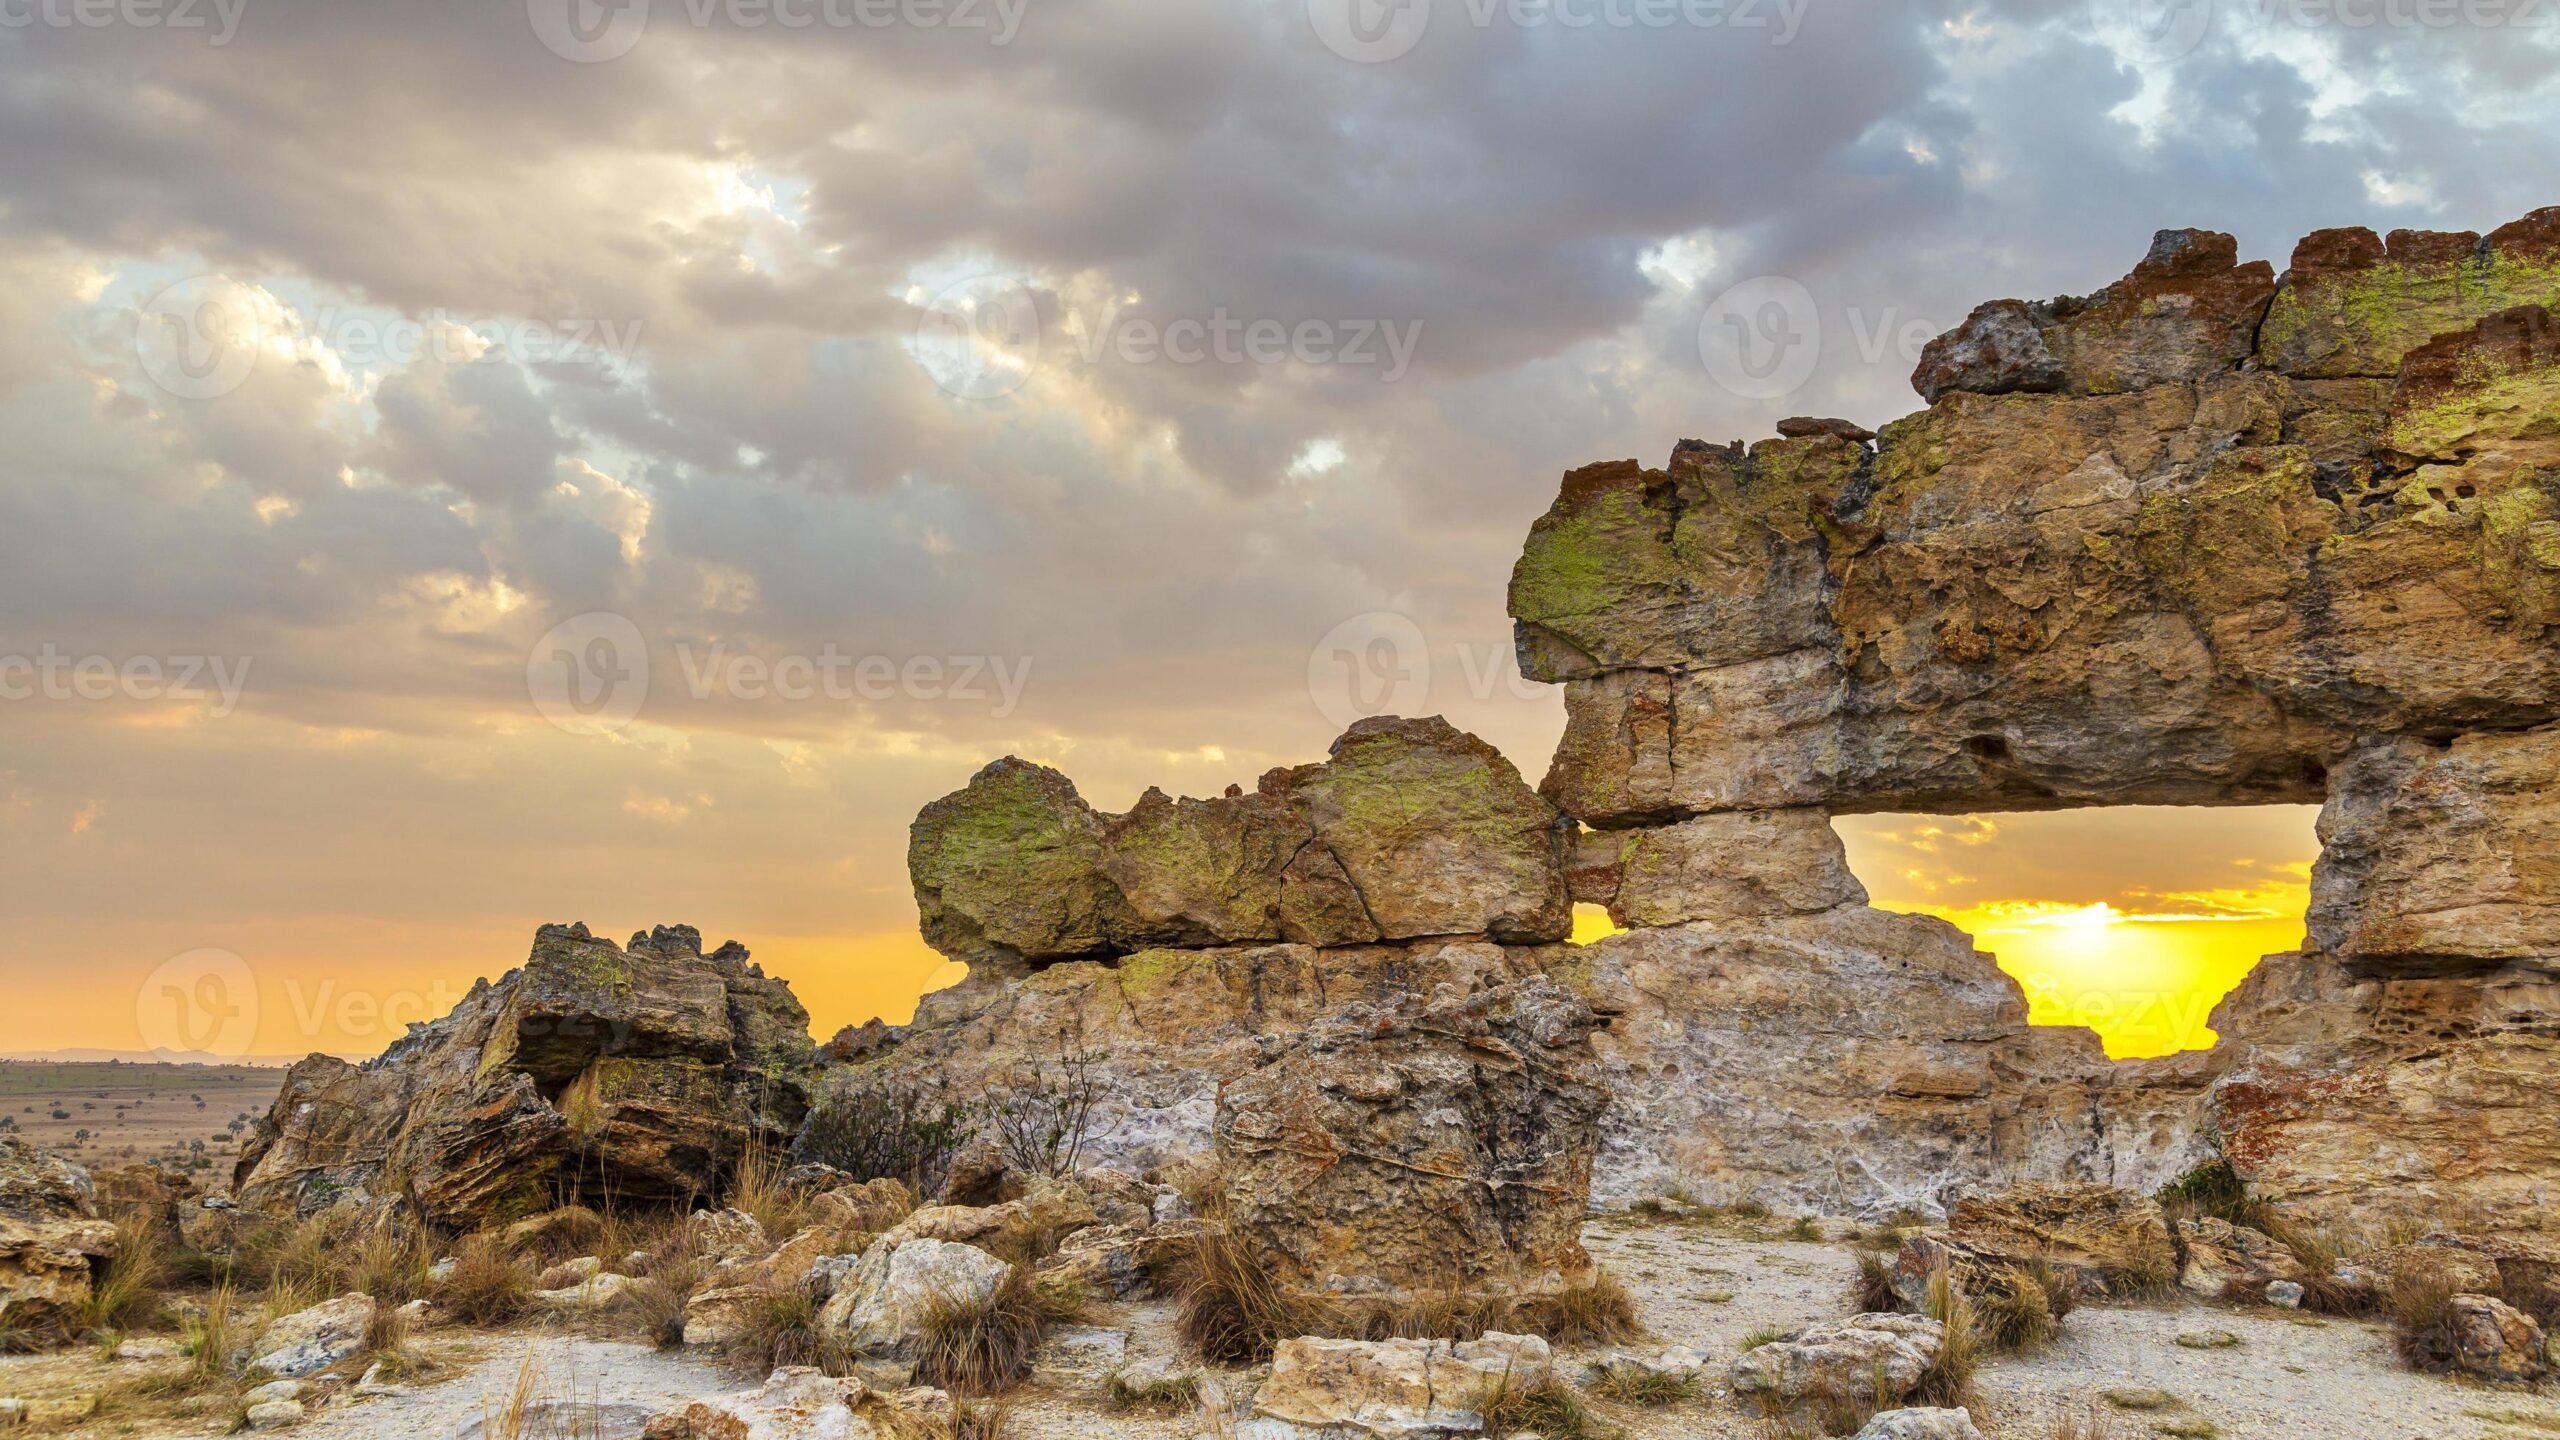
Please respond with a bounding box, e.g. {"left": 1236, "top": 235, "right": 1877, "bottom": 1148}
{"left": 2385, "top": 1257, "right": 2465, "bottom": 1372}
{"left": 727, "top": 1147, "right": 812, "bottom": 1241}
{"left": 2043, "top": 1404, "right": 2136, "bottom": 1440}
{"left": 435, "top": 1235, "right": 538, "bottom": 1326}
{"left": 82, "top": 1210, "right": 174, "bottom": 1337}
{"left": 1584, "top": 1363, "right": 1698, "bottom": 1406}
{"left": 2095, "top": 1230, "right": 2181, "bottom": 1304}
{"left": 1105, "top": 1368, "right": 1200, "bottom": 1413}
{"left": 1909, "top": 1266, "right": 1979, "bottom": 1408}
{"left": 1973, "top": 1266, "right": 2061, "bottom": 1354}
{"left": 1171, "top": 1222, "right": 1306, "bottom": 1365}
{"left": 1474, "top": 1369, "right": 1614, "bottom": 1440}
{"left": 1849, "top": 1250, "right": 1899, "bottom": 1314}
{"left": 629, "top": 1251, "right": 708, "bottom": 1351}
{"left": 880, "top": 1399, "right": 1013, "bottom": 1440}
{"left": 911, "top": 1268, "right": 1048, "bottom": 1395}
{"left": 1513, "top": 1271, "right": 1644, "bottom": 1347}
{"left": 726, "top": 1279, "right": 853, "bottom": 1377}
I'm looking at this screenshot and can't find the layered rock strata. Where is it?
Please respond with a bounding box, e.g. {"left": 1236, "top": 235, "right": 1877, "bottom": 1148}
{"left": 233, "top": 923, "right": 815, "bottom": 1228}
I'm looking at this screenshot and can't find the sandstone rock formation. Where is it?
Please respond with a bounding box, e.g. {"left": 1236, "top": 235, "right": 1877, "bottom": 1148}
{"left": 857, "top": 208, "right": 2560, "bottom": 1239}
{"left": 0, "top": 1137, "right": 117, "bottom": 1346}
{"left": 912, "top": 716, "right": 1572, "bottom": 972}
{"left": 1215, "top": 977, "right": 1604, "bottom": 1304}
{"left": 1247, "top": 1333, "right": 1554, "bottom": 1440}
{"left": 234, "top": 924, "right": 815, "bottom": 1228}
{"left": 1729, "top": 1313, "right": 1948, "bottom": 1405}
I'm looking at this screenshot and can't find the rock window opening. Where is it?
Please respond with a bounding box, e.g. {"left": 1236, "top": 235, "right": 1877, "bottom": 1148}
{"left": 1832, "top": 806, "right": 2322, "bottom": 1060}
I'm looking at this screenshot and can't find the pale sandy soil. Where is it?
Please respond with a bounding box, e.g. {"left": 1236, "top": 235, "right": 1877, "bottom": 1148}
{"left": 7, "top": 1213, "right": 2549, "bottom": 1440}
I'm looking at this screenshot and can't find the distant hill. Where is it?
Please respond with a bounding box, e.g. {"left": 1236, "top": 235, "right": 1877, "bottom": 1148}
{"left": 0, "top": 1048, "right": 318, "bottom": 1068}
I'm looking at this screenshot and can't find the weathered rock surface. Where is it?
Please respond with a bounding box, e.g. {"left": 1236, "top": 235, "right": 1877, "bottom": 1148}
{"left": 0, "top": 1138, "right": 117, "bottom": 1347}
{"left": 1889, "top": 1183, "right": 2174, "bottom": 1310}
{"left": 859, "top": 209, "right": 2560, "bottom": 1251}
{"left": 249, "top": 1293, "right": 375, "bottom": 1379}
{"left": 1250, "top": 1333, "right": 1553, "bottom": 1439}
{"left": 1215, "top": 977, "right": 1604, "bottom": 1304}
{"left": 912, "top": 716, "right": 1572, "bottom": 967}
{"left": 817, "top": 1238, "right": 1013, "bottom": 1356}
{"left": 1852, "top": 1411, "right": 1987, "bottom": 1440}
{"left": 2308, "top": 724, "right": 2560, "bottom": 975}
{"left": 641, "top": 1366, "right": 951, "bottom": 1440}
{"left": 234, "top": 923, "right": 815, "bottom": 1228}
{"left": 2439, "top": 1294, "right": 2550, "bottom": 1383}
{"left": 1730, "top": 1313, "right": 1946, "bottom": 1404}
{"left": 2173, "top": 1217, "right": 2306, "bottom": 1299}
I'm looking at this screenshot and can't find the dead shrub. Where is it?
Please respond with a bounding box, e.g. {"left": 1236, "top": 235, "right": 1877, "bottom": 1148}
{"left": 796, "top": 1075, "right": 979, "bottom": 1196}
{"left": 911, "top": 1268, "right": 1047, "bottom": 1395}
{"left": 2094, "top": 1230, "right": 2181, "bottom": 1303}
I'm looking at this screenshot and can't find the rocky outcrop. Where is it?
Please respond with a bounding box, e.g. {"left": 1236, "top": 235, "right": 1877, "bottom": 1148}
{"left": 858, "top": 208, "right": 2559, "bottom": 1236}
{"left": 234, "top": 924, "right": 815, "bottom": 1229}
{"left": 1215, "top": 978, "right": 1604, "bottom": 1304}
{"left": 0, "top": 1138, "right": 117, "bottom": 1347}
{"left": 912, "top": 716, "right": 1572, "bottom": 971}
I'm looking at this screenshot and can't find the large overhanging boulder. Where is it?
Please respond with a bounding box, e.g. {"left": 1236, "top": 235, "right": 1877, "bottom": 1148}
{"left": 234, "top": 923, "right": 815, "bottom": 1228}
{"left": 909, "top": 715, "right": 1574, "bottom": 968}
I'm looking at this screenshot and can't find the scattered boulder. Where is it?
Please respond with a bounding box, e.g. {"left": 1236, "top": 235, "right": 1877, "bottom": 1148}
{"left": 1215, "top": 976, "right": 1606, "bottom": 1307}
{"left": 642, "top": 1366, "right": 892, "bottom": 1440}
{"left": 680, "top": 1284, "right": 768, "bottom": 1348}
{"left": 114, "top": 1337, "right": 184, "bottom": 1361}
{"left": 2265, "top": 1280, "right": 2305, "bottom": 1309}
{"left": 1852, "top": 1410, "right": 1987, "bottom": 1440}
{"left": 249, "top": 1293, "right": 376, "bottom": 1379}
{"left": 242, "top": 1381, "right": 306, "bottom": 1406}
{"left": 244, "top": 1399, "right": 306, "bottom": 1431}
{"left": 2442, "top": 1294, "right": 2550, "bottom": 1384}
{"left": 1039, "top": 1219, "right": 1213, "bottom": 1300}
{"left": 1893, "top": 1183, "right": 2171, "bottom": 1309}
{"left": 2173, "top": 1217, "right": 2305, "bottom": 1300}
{"left": 533, "top": 1271, "right": 635, "bottom": 1311}
{"left": 0, "top": 1137, "right": 118, "bottom": 1347}
{"left": 1730, "top": 1314, "right": 1946, "bottom": 1405}
{"left": 817, "top": 1239, "right": 1013, "bottom": 1356}
{"left": 537, "top": 1256, "right": 603, "bottom": 1289}
{"left": 1250, "top": 1333, "right": 1553, "bottom": 1439}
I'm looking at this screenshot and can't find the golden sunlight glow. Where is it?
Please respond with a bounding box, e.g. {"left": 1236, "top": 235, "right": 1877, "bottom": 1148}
{"left": 1838, "top": 807, "right": 2321, "bottom": 1061}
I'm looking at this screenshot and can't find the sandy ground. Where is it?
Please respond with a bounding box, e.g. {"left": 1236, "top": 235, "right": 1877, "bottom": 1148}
{"left": 6, "top": 1212, "right": 2548, "bottom": 1440}
{"left": 0, "top": 1063, "right": 282, "bottom": 1180}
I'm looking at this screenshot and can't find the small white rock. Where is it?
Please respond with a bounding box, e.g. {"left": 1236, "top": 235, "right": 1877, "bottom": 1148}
{"left": 244, "top": 1380, "right": 306, "bottom": 1406}
{"left": 245, "top": 1399, "right": 307, "bottom": 1430}
{"left": 2266, "top": 1279, "right": 2306, "bottom": 1309}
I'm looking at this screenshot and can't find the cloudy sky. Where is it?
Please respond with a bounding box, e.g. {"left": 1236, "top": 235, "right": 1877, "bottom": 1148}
{"left": 1, "top": 0, "right": 2551, "bottom": 1061}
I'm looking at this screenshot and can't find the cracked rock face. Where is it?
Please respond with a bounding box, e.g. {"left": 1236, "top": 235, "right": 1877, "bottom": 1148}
{"left": 234, "top": 924, "right": 815, "bottom": 1228}
{"left": 0, "top": 1138, "right": 117, "bottom": 1347}
{"left": 1215, "top": 977, "right": 1605, "bottom": 1303}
